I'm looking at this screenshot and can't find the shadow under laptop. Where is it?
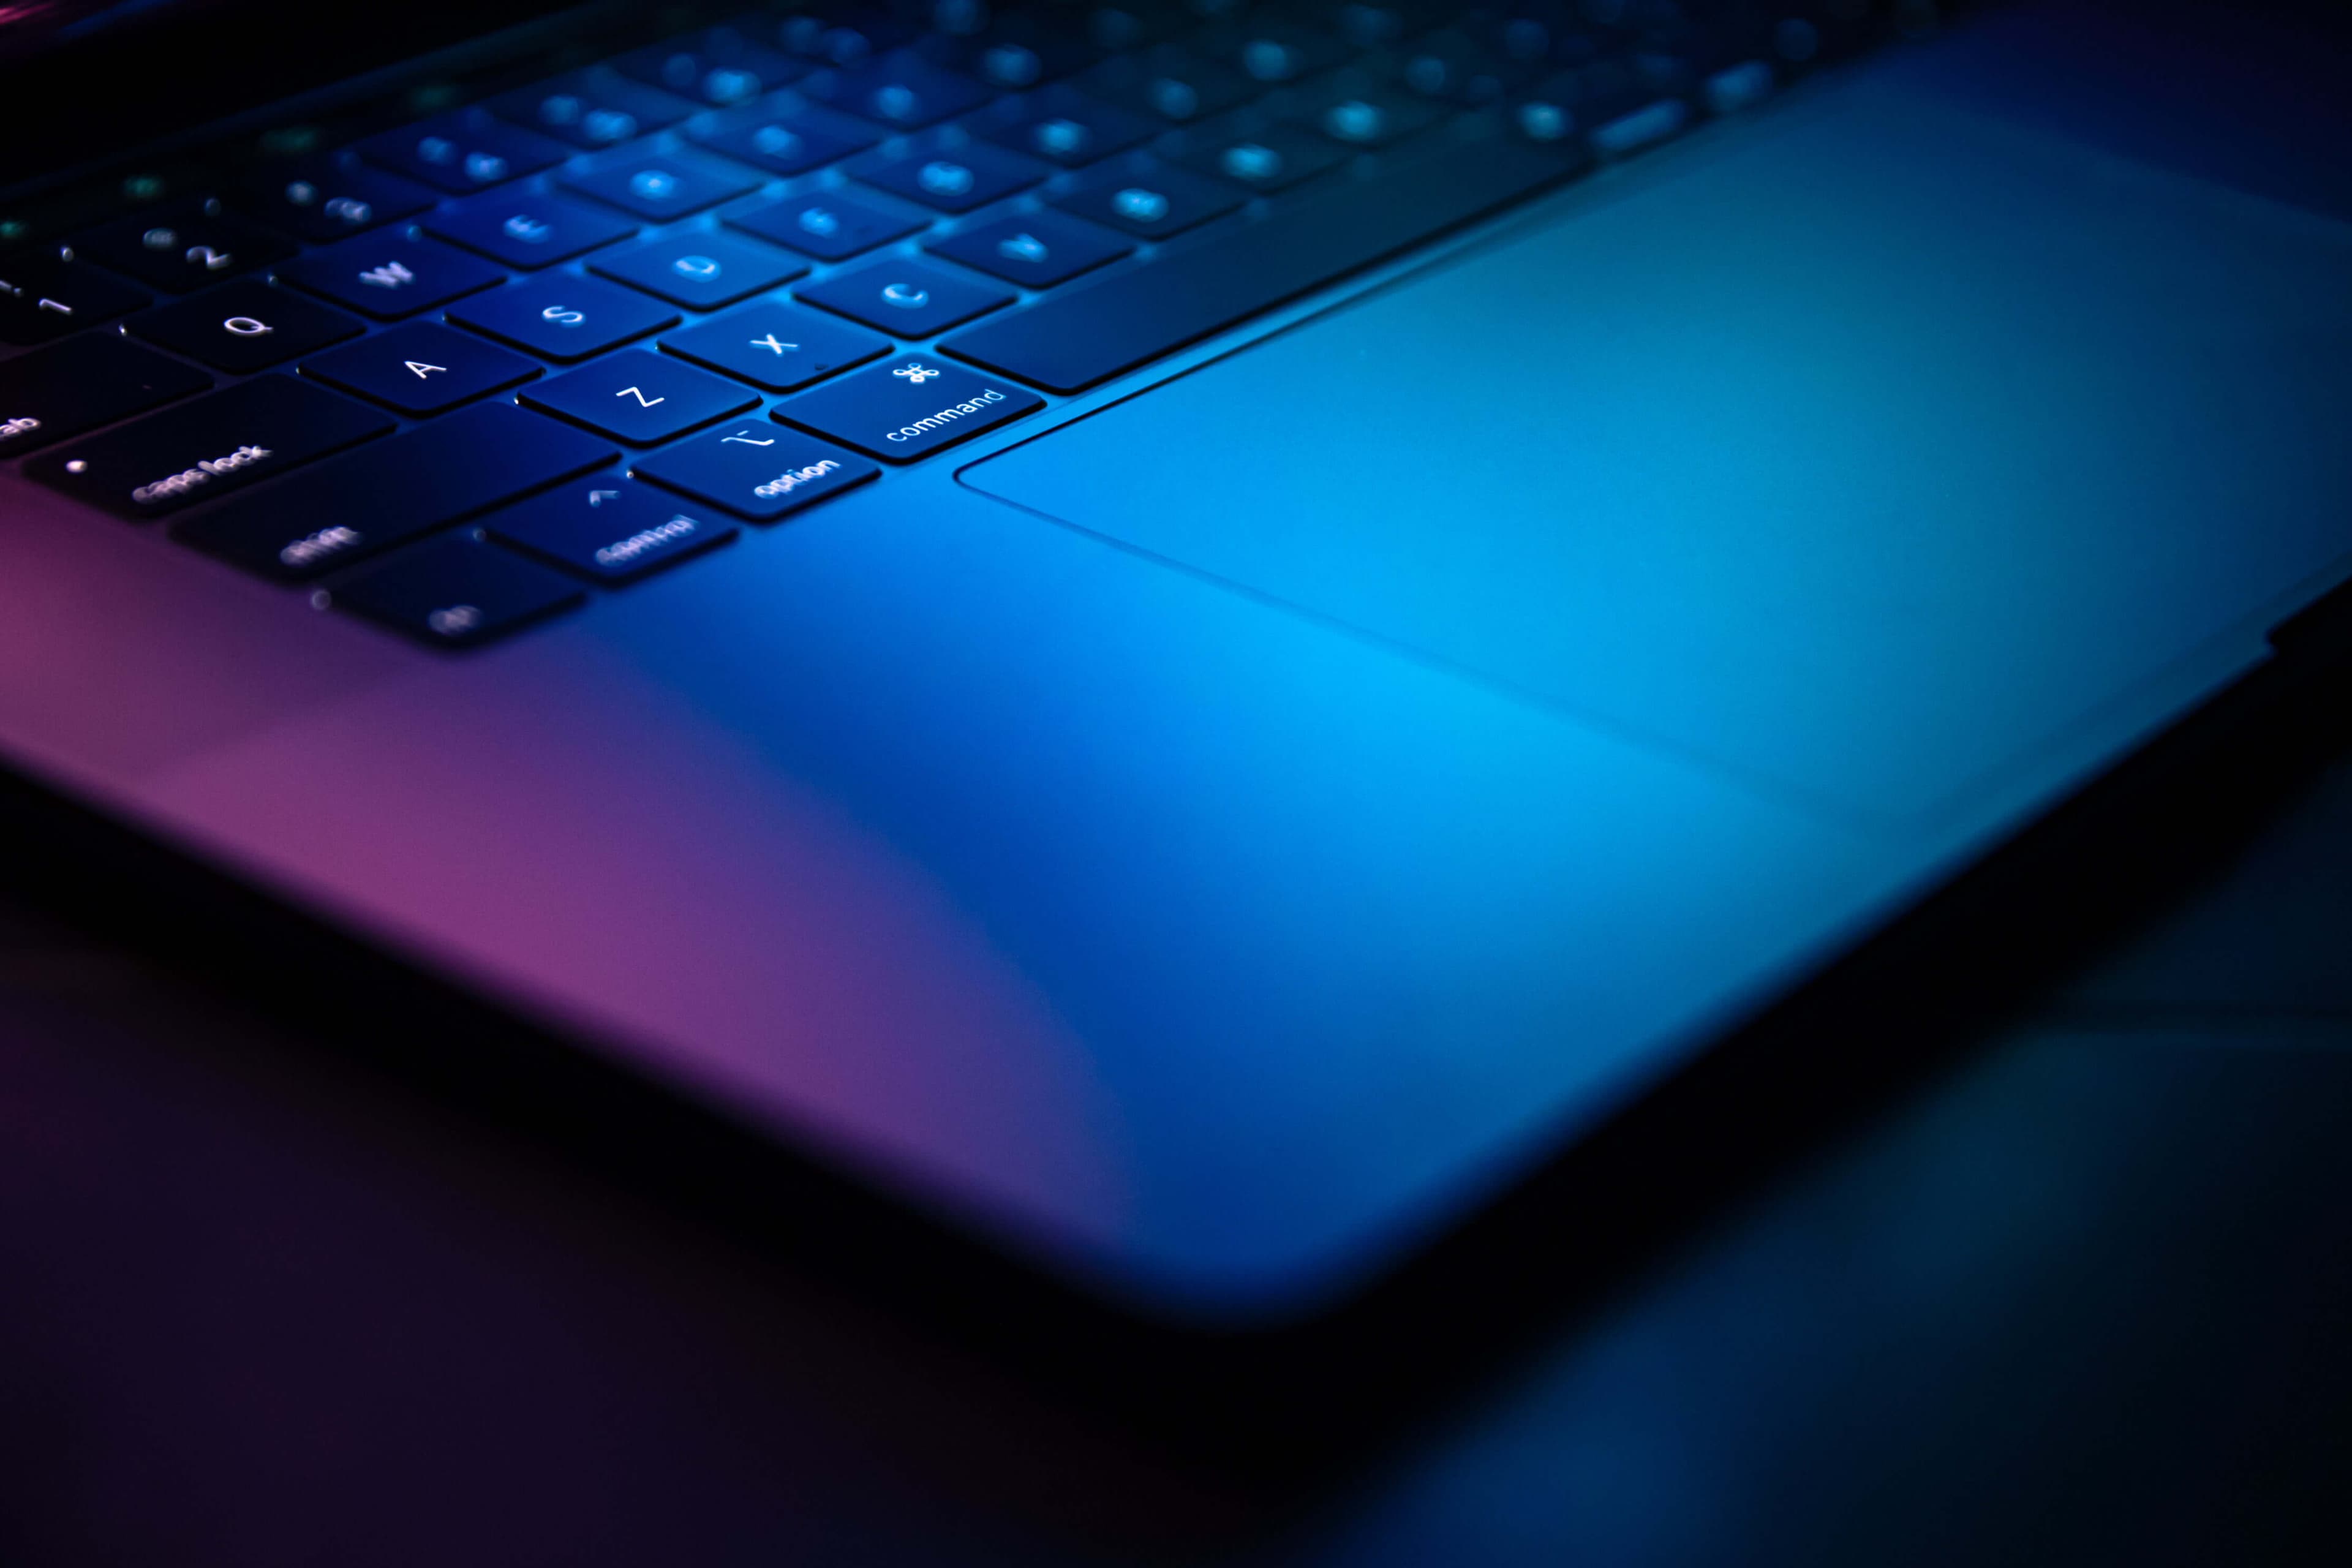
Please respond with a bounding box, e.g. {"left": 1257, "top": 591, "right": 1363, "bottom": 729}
{"left": 4, "top": 639, "right": 2351, "bottom": 1564}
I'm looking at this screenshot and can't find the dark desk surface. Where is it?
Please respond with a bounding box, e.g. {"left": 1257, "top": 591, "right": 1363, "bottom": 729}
{"left": 6, "top": 720, "right": 2350, "bottom": 1565}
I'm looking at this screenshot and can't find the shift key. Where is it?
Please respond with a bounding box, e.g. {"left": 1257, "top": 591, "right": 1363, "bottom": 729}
{"left": 176, "top": 402, "right": 616, "bottom": 581}
{"left": 24, "top": 376, "right": 392, "bottom": 519}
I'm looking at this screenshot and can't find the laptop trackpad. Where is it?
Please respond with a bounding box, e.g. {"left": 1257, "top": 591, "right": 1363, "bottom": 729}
{"left": 960, "top": 84, "right": 2352, "bottom": 821}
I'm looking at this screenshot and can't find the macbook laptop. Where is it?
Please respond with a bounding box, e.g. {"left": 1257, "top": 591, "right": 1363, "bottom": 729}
{"left": 2, "top": 0, "right": 2348, "bottom": 1324}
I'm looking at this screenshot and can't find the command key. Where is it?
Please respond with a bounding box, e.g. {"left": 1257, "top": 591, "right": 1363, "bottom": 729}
{"left": 772, "top": 356, "right": 1042, "bottom": 463}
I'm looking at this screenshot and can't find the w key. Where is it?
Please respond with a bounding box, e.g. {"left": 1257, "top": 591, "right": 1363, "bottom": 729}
{"left": 23, "top": 376, "right": 391, "bottom": 519}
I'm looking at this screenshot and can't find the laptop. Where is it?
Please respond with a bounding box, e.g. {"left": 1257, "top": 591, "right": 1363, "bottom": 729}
{"left": 3, "top": 0, "right": 2348, "bottom": 1327}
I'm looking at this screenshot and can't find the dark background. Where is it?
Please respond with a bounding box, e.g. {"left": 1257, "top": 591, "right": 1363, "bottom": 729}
{"left": 4, "top": 675, "right": 2349, "bottom": 1562}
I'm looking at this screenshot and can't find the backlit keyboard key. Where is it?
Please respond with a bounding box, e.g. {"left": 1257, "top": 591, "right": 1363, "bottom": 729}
{"left": 1084, "top": 50, "right": 1253, "bottom": 123}
{"left": 1176, "top": 125, "right": 1349, "bottom": 194}
{"left": 235, "top": 157, "right": 437, "bottom": 242}
{"left": 484, "top": 475, "right": 737, "bottom": 581}
{"left": 560, "top": 155, "right": 761, "bottom": 221}
{"left": 300, "top": 320, "right": 541, "bottom": 415}
{"left": 0, "top": 254, "right": 147, "bottom": 345}
{"left": 326, "top": 533, "right": 584, "bottom": 647}
{"left": 659, "top": 302, "right": 888, "bottom": 392}
{"left": 685, "top": 104, "right": 879, "bottom": 177}
{"left": 0, "top": 333, "right": 210, "bottom": 458}
{"left": 446, "top": 274, "right": 679, "bottom": 361}
{"left": 518, "top": 350, "right": 758, "bottom": 444}
{"left": 129, "top": 278, "right": 362, "bottom": 372}
{"left": 851, "top": 139, "right": 1050, "bottom": 213}
{"left": 358, "top": 112, "right": 570, "bottom": 194}
{"left": 1050, "top": 162, "right": 1244, "bottom": 239}
{"left": 925, "top": 212, "right": 1131, "bottom": 288}
{"left": 807, "top": 50, "right": 993, "bottom": 129}
{"left": 277, "top": 233, "right": 505, "bottom": 319}
{"left": 725, "top": 189, "right": 926, "bottom": 262}
{"left": 486, "top": 71, "right": 696, "bottom": 151}
{"left": 612, "top": 31, "right": 808, "bottom": 105}
{"left": 590, "top": 233, "right": 809, "bottom": 310}
{"left": 23, "top": 375, "right": 391, "bottom": 519}
{"left": 72, "top": 202, "right": 296, "bottom": 293}
{"left": 633, "top": 421, "right": 877, "bottom": 520}
{"left": 976, "top": 96, "right": 1158, "bottom": 168}
{"left": 773, "top": 355, "right": 1041, "bottom": 462}
{"left": 176, "top": 402, "right": 616, "bottom": 581}
{"left": 425, "top": 192, "right": 636, "bottom": 269}
{"left": 796, "top": 257, "right": 1012, "bottom": 336}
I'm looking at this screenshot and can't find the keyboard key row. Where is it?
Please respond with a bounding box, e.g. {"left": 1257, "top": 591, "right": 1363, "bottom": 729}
{"left": 943, "top": 134, "right": 1581, "bottom": 393}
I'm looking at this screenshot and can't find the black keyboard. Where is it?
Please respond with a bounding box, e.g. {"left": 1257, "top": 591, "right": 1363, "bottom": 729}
{"left": 0, "top": 1, "right": 1890, "bottom": 649}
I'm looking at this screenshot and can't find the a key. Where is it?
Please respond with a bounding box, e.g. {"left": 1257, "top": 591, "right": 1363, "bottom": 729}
{"left": 659, "top": 302, "right": 888, "bottom": 393}
{"left": 325, "top": 533, "right": 584, "bottom": 647}
{"left": 924, "top": 212, "right": 1133, "bottom": 290}
{"left": 70, "top": 202, "right": 296, "bottom": 293}
{"left": 300, "top": 320, "right": 541, "bottom": 415}
{"left": 128, "top": 279, "right": 362, "bottom": 372}
{"left": 483, "top": 476, "right": 737, "bottom": 581}
{"left": 772, "top": 355, "right": 1041, "bottom": 462}
{"left": 725, "top": 189, "right": 927, "bottom": 263}
{"left": 612, "top": 32, "right": 808, "bottom": 105}
{"left": 235, "top": 158, "right": 437, "bottom": 242}
{"left": 176, "top": 402, "right": 616, "bottom": 581}
{"left": 424, "top": 192, "right": 637, "bottom": 269}
{"left": 805, "top": 50, "right": 993, "bottom": 130}
{"left": 560, "top": 155, "right": 761, "bottom": 222}
{"left": 633, "top": 421, "right": 877, "bottom": 521}
{"left": 445, "top": 274, "right": 680, "bottom": 362}
{"left": 589, "top": 233, "right": 809, "bottom": 311}
{"left": 486, "top": 70, "right": 696, "bottom": 151}
{"left": 517, "top": 350, "right": 758, "bottom": 444}
{"left": 796, "top": 258, "right": 1012, "bottom": 336}
{"left": 277, "top": 233, "right": 506, "bottom": 319}
{"left": 1050, "top": 162, "right": 1243, "bottom": 239}
{"left": 976, "top": 96, "right": 1158, "bottom": 168}
{"left": 22, "top": 375, "right": 391, "bottom": 519}
{"left": 685, "top": 104, "right": 880, "bottom": 177}
{"left": 944, "top": 135, "right": 1581, "bottom": 393}
{"left": 0, "top": 254, "right": 148, "bottom": 346}
{"left": 850, "top": 139, "right": 1051, "bottom": 214}
{"left": 0, "top": 333, "right": 211, "bottom": 458}
{"left": 356, "top": 113, "right": 571, "bottom": 195}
